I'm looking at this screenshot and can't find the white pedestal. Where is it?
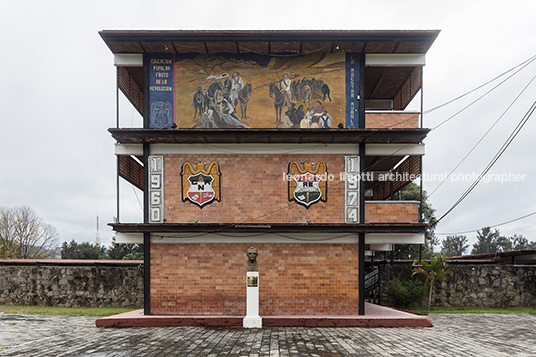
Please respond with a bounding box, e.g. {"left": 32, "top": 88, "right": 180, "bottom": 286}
{"left": 243, "top": 271, "right": 262, "bottom": 328}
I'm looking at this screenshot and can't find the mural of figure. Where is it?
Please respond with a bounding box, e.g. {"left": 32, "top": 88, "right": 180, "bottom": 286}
{"left": 214, "top": 90, "right": 249, "bottom": 128}
{"left": 230, "top": 71, "right": 243, "bottom": 106}
{"left": 174, "top": 52, "right": 346, "bottom": 129}
{"left": 283, "top": 111, "right": 294, "bottom": 128}
{"left": 279, "top": 72, "right": 296, "bottom": 108}
{"left": 295, "top": 104, "right": 305, "bottom": 126}
{"left": 192, "top": 86, "right": 206, "bottom": 120}
{"left": 319, "top": 110, "right": 333, "bottom": 128}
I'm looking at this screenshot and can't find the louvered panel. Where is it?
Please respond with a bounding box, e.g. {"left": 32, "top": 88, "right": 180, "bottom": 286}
{"left": 118, "top": 67, "right": 144, "bottom": 116}
{"left": 393, "top": 67, "right": 422, "bottom": 110}
{"left": 372, "top": 155, "right": 421, "bottom": 200}
{"left": 119, "top": 155, "right": 144, "bottom": 191}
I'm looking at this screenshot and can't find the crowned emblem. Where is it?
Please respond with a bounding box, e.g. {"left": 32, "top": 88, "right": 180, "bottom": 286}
{"left": 288, "top": 161, "right": 327, "bottom": 208}
{"left": 181, "top": 162, "right": 221, "bottom": 207}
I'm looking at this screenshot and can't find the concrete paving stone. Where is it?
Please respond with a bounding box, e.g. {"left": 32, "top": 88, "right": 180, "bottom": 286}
{"left": 0, "top": 313, "right": 535, "bottom": 356}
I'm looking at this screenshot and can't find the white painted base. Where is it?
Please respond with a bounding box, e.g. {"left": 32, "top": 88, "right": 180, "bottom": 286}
{"left": 243, "top": 316, "right": 262, "bottom": 328}
{"left": 244, "top": 272, "right": 262, "bottom": 328}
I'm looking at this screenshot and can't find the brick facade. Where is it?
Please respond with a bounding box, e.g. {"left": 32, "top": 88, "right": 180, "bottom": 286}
{"left": 150, "top": 243, "right": 359, "bottom": 316}
{"left": 365, "top": 112, "right": 419, "bottom": 129}
{"left": 163, "top": 154, "right": 347, "bottom": 224}
{"left": 364, "top": 201, "right": 420, "bottom": 223}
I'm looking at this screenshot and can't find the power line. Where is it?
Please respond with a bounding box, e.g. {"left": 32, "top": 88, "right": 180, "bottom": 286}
{"left": 424, "top": 54, "right": 536, "bottom": 115}
{"left": 363, "top": 55, "right": 536, "bottom": 172}
{"left": 431, "top": 55, "right": 536, "bottom": 130}
{"left": 436, "top": 99, "right": 536, "bottom": 224}
{"left": 436, "top": 210, "right": 536, "bottom": 236}
{"left": 429, "top": 72, "right": 536, "bottom": 197}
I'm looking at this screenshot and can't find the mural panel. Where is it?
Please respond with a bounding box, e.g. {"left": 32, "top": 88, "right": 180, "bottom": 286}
{"left": 149, "top": 54, "right": 175, "bottom": 128}
{"left": 148, "top": 52, "right": 360, "bottom": 129}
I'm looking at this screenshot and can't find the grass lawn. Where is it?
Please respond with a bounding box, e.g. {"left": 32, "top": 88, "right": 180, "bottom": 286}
{"left": 0, "top": 305, "right": 138, "bottom": 317}
{"left": 409, "top": 306, "right": 536, "bottom": 314}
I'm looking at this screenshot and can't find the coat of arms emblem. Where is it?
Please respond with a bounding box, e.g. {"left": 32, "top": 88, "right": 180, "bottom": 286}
{"left": 288, "top": 161, "right": 327, "bottom": 208}
{"left": 181, "top": 162, "right": 221, "bottom": 207}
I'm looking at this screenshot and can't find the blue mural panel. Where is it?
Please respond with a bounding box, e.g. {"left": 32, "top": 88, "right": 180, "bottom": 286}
{"left": 345, "top": 53, "right": 360, "bottom": 128}
{"left": 149, "top": 54, "right": 175, "bottom": 128}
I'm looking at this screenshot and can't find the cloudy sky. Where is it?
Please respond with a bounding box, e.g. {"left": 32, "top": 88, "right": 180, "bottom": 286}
{"left": 1, "top": 0, "right": 535, "bottom": 251}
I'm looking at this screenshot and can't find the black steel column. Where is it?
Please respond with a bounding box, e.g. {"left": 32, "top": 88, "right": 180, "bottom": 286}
{"left": 142, "top": 54, "right": 151, "bottom": 315}
{"left": 143, "top": 139, "right": 151, "bottom": 314}
{"left": 115, "top": 67, "right": 120, "bottom": 222}
{"left": 143, "top": 54, "right": 150, "bottom": 129}
{"left": 359, "top": 53, "right": 366, "bottom": 129}
{"left": 358, "top": 52, "right": 366, "bottom": 315}
{"left": 358, "top": 140, "right": 366, "bottom": 315}
{"left": 143, "top": 232, "right": 151, "bottom": 315}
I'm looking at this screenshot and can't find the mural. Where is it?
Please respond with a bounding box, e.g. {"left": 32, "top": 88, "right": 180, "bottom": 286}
{"left": 149, "top": 54, "right": 174, "bottom": 128}
{"left": 174, "top": 52, "right": 347, "bottom": 129}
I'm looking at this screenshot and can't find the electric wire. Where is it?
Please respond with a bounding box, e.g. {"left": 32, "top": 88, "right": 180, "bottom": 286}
{"left": 436, "top": 210, "right": 536, "bottom": 236}
{"left": 362, "top": 54, "right": 536, "bottom": 172}
{"left": 429, "top": 72, "right": 536, "bottom": 197}
{"left": 424, "top": 54, "right": 536, "bottom": 115}
{"left": 431, "top": 55, "right": 536, "bottom": 130}
{"left": 436, "top": 99, "right": 536, "bottom": 224}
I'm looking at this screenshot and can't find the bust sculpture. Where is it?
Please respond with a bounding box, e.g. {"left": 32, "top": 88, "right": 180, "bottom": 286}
{"left": 246, "top": 246, "right": 258, "bottom": 272}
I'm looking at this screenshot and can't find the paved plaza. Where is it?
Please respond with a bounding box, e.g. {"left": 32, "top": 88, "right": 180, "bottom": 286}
{"left": 0, "top": 313, "right": 535, "bottom": 356}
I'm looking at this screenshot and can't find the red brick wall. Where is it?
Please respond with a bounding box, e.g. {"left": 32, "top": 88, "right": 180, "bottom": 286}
{"left": 164, "top": 154, "right": 346, "bottom": 224}
{"left": 365, "top": 202, "right": 420, "bottom": 223}
{"left": 365, "top": 112, "right": 419, "bottom": 129}
{"left": 150, "top": 243, "right": 359, "bottom": 316}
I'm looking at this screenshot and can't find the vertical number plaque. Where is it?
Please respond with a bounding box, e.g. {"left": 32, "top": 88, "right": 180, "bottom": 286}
{"left": 149, "top": 156, "right": 164, "bottom": 223}
{"left": 345, "top": 156, "right": 360, "bottom": 223}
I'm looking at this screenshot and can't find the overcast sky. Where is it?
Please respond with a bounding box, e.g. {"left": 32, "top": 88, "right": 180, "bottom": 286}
{"left": 1, "top": 0, "right": 535, "bottom": 251}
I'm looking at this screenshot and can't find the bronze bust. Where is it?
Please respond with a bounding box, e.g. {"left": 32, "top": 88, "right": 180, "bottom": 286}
{"left": 246, "top": 246, "right": 258, "bottom": 272}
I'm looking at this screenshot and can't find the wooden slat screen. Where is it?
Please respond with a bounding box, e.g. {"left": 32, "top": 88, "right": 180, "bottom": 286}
{"left": 371, "top": 155, "right": 421, "bottom": 200}
{"left": 118, "top": 155, "right": 144, "bottom": 191}
{"left": 118, "top": 67, "right": 144, "bottom": 116}
{"left": 393, "top": 67, "right": 422, "bottom": 111}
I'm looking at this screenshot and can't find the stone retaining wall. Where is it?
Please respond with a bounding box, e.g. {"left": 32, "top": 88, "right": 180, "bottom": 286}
{"left": 1, "top": 260, "right": 534, "bottom": 309}
{"left": 377, "top": 261, "right": 536, "bottom": 307}
{"left": 0, "top": 260, "right": 144, "bottom": 308}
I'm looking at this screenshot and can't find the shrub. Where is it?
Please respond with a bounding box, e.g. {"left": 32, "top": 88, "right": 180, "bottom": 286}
{"left": 386, "top": 278, "right": 427, "bottom": 308}
{"left": 500, "top": 276, "right": 518, "bottom": 308}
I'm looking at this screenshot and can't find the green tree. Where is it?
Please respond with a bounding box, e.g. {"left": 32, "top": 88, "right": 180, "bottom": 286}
{"left": 386, "top": 278, "right": 427, "bottom": 308}
{"left": 440, "top": 235, "right": 469, "bottom": 257}
{"left": 122, "top": 252, "right": 144, "bottom": 260}
{"left": 0, "top": 206, "right": 59, "bottom": 259}
{"left": 107, "top": 236, "right": 144, "bottom": 260}
{"left": 509, "top": 234, "right": 536, "bottom": 250}
{"left": 61, "top": 240, "right": 107, "bottom": 259}
{"left": 412, "top": 254, "right": 452, "bottom": 310}
{"left": 472, "top": 227, "right": 503, "bottom": 254}
{"left": 470, "top": 227, "right": 532, "bottom": 254}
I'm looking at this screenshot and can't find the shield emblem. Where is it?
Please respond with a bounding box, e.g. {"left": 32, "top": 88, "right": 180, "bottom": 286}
{"left": 181, "top": 162, "right": 221, "bottom": 208}
{"left": 293, "top": 173, "right": 322, "bottom": 206}
{"left": 187, "top": 173, "right": 216, "bottom": 206}
{"left": 288, "top": 161, "right": 327, "bottom": 208}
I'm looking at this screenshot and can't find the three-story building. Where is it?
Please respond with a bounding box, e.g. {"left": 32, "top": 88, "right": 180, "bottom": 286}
{"left": 100, "top": 30, "right": 438, "bottom": 318}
